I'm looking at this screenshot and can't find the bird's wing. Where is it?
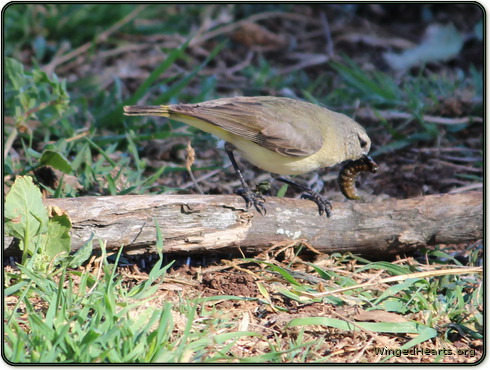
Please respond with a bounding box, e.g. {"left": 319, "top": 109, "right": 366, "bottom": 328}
{"left": 169, "top": 97, "right": 323, "bottom": 157}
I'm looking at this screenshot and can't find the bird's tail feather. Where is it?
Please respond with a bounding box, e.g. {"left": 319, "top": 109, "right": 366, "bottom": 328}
{"left": 123, "top": 105, "right": 170, "bottom": 117}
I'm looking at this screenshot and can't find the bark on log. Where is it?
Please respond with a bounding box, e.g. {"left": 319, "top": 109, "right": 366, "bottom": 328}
{"left": 4, "top": 191, "right": 482, "bottom": 257}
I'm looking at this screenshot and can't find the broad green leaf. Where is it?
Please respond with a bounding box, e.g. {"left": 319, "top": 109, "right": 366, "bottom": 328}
{"left": 44, "top": 212, "right": 71, "bottom": 258}
{"left": 33, "top": 69, "right": 53, "bottom": 85}
{"left": 5, "top": 57, "right": 28, "bottom": 90}
{"left": 4, "top": 176, "right": 48, "bottom": 248}
{"left": 40, "top": 150, "right": 72, "bottom": 174}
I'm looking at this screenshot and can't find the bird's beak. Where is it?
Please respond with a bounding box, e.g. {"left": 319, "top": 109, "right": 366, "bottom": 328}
{"left": 363, "top": 155, "right": 378, "bottom": 173}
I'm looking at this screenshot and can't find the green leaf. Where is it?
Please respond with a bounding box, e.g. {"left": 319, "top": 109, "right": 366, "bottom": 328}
{"left": 44, "top": 211, "right": 71, "bottom": 259}
{"left": 277, "top": 184, "right": 288, "bottom": 198}
{"left": 246, "top": 259, "right": 302, "bottom": 287}
{"left": 5, "top": 57, "right": 28, "bottom": 90}
{"left": 128, "top": 258, "right": 173, "bottom": 300}
{"left": 40, "top": 150, "right": 72, "bottom": 174}
{"left": 275, "top": 286, "right": 311, "bottom": 303}
{"left": 80, "top": 328, "right": 101, "bottom": 346}
{"left": 380, "top": 326, "right": 439, "bottom": 362}
{"left": 379, "top": 298, "right": 408, "bottom": 313}
{"left": 355, "top": 261, "right": 412, "bottom": 275}
{"left": 331, "top": 57, "right": 400, "bottom": 104}
{"left": 372, "top": 279, "right": 426, "bottom": 306}
{"left": 154, "top": 218, "right": 164, "bottom": 257}
{"left": 33, "top": 69, "right": 53, "bottom": 84}
{"left": 5, "top": 57, "right": 70, "bottom": 124}
{"left": 257, "top": 281, "right": 272, "bottom": 302}
{"left": 307, "top": 263, "right": 335, "bottom": 280}
{"left": 4, "top": 176, "right": 48, "bottom": 249}
{"left": 287, "top": 316, "right": 437, "bottom": 336}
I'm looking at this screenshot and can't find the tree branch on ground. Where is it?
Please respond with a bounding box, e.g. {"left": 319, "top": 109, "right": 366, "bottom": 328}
{"left": 4, "top": 191, "right": 482, "bottom": 257}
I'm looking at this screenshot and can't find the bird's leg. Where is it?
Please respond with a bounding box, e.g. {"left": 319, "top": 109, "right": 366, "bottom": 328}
{"left": 276, "top": 176, "right": 332, "bottom": 217}
{"left": 225, "top": 143, "right": 266, "bottom": 215}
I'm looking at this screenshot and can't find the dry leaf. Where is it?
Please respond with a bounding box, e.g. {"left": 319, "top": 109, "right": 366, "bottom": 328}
{"left": 353, "top": 309, "right": 408, "bottom": 323}
{"left": 337, "top": 33, "right": 416, "bottom": 49}
{"left": 185, "top": 140, "right": 196, "bottom": 171}
{"left": 232, "top": 21, "right": 288, "bottom": 50}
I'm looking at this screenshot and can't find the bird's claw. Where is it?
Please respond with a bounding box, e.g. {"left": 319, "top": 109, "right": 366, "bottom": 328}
{"left": 301, "top": 192, "right": 332, "bottom": 217}
{"left": 236, "top": 186, "right": 267, "bottom": 215}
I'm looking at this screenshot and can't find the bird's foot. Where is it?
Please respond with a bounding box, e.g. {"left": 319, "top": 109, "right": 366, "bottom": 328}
{"left": 236, "top": 186, "right": 267, "bottom": 215}
{"left": 301, "top": 191, "right": 332, "bottom": 217}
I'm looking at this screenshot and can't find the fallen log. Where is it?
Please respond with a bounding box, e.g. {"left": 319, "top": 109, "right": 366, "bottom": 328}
{"left": 4, "top": 191, "right": 482, "bottom": 257}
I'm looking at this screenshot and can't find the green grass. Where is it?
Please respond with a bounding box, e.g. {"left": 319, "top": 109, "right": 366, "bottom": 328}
{"left": 4, "top": 247, "right": 482, "bottom": 363}
{"left": 4, "top": 245, "right": 249, "bottom": 363}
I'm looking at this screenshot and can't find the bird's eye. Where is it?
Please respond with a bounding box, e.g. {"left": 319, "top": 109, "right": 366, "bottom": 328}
{"left": 358, "top": 136, "right": 368, "bottom": 148}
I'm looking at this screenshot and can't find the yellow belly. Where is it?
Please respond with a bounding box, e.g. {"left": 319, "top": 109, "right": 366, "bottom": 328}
{"left": 228, "top": 136, "right": 321, "bottom": 175}
{"left": 170, "top": 113, "right": 341, "bottom": 175}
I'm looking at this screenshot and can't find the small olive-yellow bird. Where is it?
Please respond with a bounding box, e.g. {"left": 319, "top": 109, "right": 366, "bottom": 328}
{"left": 124, "top": 96, "right": 374, "bottom": 217}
